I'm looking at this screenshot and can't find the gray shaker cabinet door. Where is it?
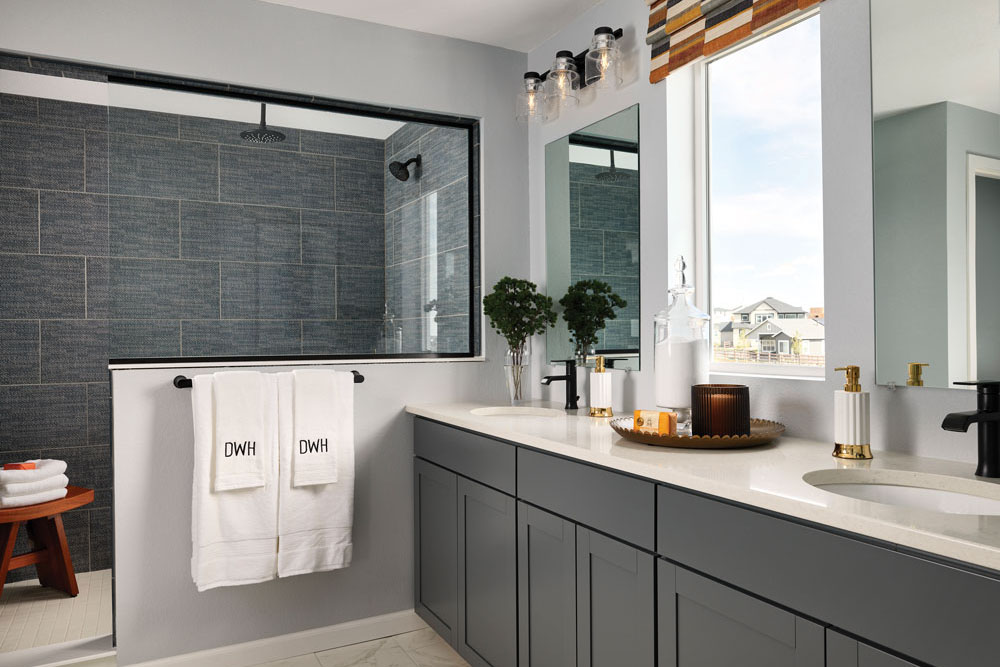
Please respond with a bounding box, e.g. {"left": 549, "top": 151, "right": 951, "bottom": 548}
{"left": 414, "top": 458, "right": 458, "bottom": 646}
{"left": 577, "top": 526, "right": 655, "bottom": 667}
{"left": 457, "top": 477, "right": 517, "bottom": 667}
{"left": 517, "top": 502, "right": 577, "bottom": 667}
{"left": 659, "top": 560, "right": 824, "bottom": 667}
{"left": 826, "top": 630, "right": 919, "bottom": 667}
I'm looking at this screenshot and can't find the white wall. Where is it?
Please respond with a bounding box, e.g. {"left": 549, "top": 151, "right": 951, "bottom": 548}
{"left": 528, "top": 0, "right": 983, "bottom": 463}
{"left": 0, "top": 0, "right": 527, "bottom": 663}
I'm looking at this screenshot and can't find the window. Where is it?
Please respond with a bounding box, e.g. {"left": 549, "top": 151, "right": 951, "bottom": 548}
{"left": 779, "top": 340, "right": 790, "bottom": 354}
{"left": 706, "top": 15, "right": 824, "bottom": 376}
{"left": 0, "top": 58, "right": 481, "bottom": 364}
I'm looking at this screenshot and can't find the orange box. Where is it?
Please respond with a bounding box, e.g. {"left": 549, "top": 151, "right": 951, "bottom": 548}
{"left": 3, "top": 462, "right": 36, "bottom": 470}
{"left": 633, "top": 410, "right": 678, "bottom": 435}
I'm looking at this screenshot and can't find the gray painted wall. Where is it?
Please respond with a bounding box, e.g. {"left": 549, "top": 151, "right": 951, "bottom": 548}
{"left": 529, "top": 0, "right": 986, "bottom": 464}
{"left": 0, "top": 0, "right": 526, "bottom": 663}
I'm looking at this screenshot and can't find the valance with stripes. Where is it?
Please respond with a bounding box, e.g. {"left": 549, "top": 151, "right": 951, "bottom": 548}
{"left": 646, "top": 0, "right": 822, "bottom": 83}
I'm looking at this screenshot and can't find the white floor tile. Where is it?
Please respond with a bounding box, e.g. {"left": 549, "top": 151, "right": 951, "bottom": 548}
{"left": 0, "top": 569, "right": 112, "bottom": 653}
{"left": 315, "top": 637, "right": 417, "bottom": 667}
{"left": 256, "top": 654, "right": 323, "bottom": 667}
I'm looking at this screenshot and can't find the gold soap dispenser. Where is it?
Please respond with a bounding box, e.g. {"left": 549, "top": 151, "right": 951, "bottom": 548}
{"left": 833, "top": 365, "right": 872, "bottom": 459}
{"left": 907, "top": 362, "right": 929, "bottom": 387}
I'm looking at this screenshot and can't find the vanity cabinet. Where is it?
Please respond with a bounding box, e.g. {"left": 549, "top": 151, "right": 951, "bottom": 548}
{"left": 826, "top": 631, "right": 918, "bottom": 667}
{"left": 657, "top": 559, "right": 824, "bottom": 667}
{"left": 413, "top": 416, "right": 1000, "bottom": 667}
{"left": 456, "top": 477, "right": 517, "bottom": 667}
{"left": 577, "top": 527, "right": 655, "bottom": 667}
{"left": 413, "top": 457, "right": 457, "bottom": 644}
{"left": 517, "top": 503, "right": 576, "bottom": 667}
{"left": 413, "top": 421, "right": 518, "bottom": 667}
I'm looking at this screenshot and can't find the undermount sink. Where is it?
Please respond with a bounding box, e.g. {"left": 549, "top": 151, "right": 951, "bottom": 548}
{"left": 470, "top": 406, "right": 564, "bottom": 418}
{"left": 804, "top": 468, "right": 1000, "bottom": 516}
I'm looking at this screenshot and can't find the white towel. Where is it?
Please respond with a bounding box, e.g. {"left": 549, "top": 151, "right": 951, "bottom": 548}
{"left": 0, "top": 460, "right": 67, "bottom": 484}
{"left": 290, "top": 369, "right": 347, "bottom": 487}
{"left": 277, "top": 372, "right": 354, "bottom": 577}
{"left": 213, "top": 371, "right": 268, "bottom": 491}
{"left": 191, "top": 374, "right": 279, "bottom": 591}
{"left": 0, "top": 487, "right": 67, "bottom": 508}
{"left": 0, "top": 474, "right": 69, "bottom": 497}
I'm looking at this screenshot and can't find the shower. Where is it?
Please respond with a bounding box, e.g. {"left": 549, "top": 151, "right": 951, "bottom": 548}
{"left": 389, "top": 154, "right": 422, "bottom": 182}
{"left": 595, "top": 149, "right": 630, "bottom": 184}
{"left": 241, "top": 103, "right": 286, "bottom": 144}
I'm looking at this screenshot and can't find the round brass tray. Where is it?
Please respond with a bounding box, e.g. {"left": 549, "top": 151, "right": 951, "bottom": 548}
{"left": 610, "top": 417, "right": 785, "bottom": 449}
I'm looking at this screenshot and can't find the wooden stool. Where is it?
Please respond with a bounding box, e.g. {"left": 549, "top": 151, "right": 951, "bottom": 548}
{"left": 0, "top": 486, "right": 95, "bottom": 598}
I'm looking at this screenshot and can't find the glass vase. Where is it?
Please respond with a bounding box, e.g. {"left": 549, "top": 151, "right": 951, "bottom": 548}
{"left": 504, "top": 343, "right": 529, "bottom": 404}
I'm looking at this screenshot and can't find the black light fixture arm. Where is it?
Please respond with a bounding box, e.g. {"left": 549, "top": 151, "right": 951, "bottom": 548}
{"left": 539, "top": 27, "right": 624, "bottom": 89}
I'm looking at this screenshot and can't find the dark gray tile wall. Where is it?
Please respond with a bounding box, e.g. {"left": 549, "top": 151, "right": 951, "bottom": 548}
{"left": 384, "top": 124, "right": 474, "bottom": 354}
{"left": 569, "top": 162, "right": 640, "bottom": 351}
{"left": 0, "top": 90, "right": 389, "bottom": 581}
{"left": 0, "top": 80, "right": 481, "bottom": 581}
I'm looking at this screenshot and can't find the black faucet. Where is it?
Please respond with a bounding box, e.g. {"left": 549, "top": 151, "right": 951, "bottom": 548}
{"left": 541, "top": 359, "right": 579, "bottom": 411}
{"left": 942, "top": 381, "right": 1000, "bottom": 478}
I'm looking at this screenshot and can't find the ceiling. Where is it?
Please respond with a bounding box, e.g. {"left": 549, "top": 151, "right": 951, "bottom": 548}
{"left": 259, "top": 0, "right": 602, "bottom": 52}
{"left": 871, "top": 0, "right": 1000, "bottom": 117}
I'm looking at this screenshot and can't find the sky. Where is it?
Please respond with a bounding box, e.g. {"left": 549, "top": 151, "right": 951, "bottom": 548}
{"left": 708, "top": 16, "right": 825, "bottom": 314}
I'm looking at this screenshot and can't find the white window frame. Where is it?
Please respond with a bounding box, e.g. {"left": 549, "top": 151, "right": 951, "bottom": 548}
{"left": 779, "top": 340, "right": 790, "bottom": 354}
{"left": 689, "top": 10, "right": 824, "bottom": 379}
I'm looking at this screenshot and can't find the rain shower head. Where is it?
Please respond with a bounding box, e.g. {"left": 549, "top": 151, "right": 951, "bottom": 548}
{"left": 241, "top": 103, "right": 286, "bottom": 144}
{"left": 595, "top": 149, "right": 630, "bottom": 184}
{"left": 389, "top": 154, "right": 422, "bottom": 182}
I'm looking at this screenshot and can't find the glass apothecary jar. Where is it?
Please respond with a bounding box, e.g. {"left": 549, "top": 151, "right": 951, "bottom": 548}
{"left": 653, "top": 257, "right": 710, "bottom": 431}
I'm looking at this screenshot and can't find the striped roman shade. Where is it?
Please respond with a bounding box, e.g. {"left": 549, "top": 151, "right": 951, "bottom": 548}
{"left": 646, "top": 0, "right": 823, "bottom": 83}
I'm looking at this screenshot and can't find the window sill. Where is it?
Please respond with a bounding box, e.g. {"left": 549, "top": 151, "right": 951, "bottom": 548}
{"left": 711, "top": 364, "right": 825, "bottom": 381}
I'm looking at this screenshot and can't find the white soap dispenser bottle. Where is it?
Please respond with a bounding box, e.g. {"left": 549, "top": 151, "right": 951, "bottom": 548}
{"left": 833, "top": 365, "right": 872, "bottom": 460}
{"left": 589, "top": 355, "right": 613, "bottom": 417}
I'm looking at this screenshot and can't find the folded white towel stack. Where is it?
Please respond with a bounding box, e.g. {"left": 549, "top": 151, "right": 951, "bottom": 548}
{"left": 277, "top": 371, "right": 354, "bottom": 577}
{"left": 0, "top": 460, "right": 69, "bottom": 508}
{"left": 191, "top": 373, "right": 279, "bottom": 592}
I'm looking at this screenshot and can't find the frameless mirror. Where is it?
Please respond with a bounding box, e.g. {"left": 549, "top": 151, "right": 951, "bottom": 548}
{"left": 872, "top": 0, "right": 1000, "bottom": 389}
{"left": 544, "top": 105, "right": 640, "bottom": 370}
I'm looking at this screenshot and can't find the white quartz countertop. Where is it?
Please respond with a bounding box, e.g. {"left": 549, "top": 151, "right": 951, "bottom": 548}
{"left": 405, "top": 401, "right": 1000, "bottom": 573}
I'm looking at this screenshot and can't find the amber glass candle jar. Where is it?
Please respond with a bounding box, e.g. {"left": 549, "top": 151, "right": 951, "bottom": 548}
{"left": 691, "top": 384, "right": 750, "bottom": 436}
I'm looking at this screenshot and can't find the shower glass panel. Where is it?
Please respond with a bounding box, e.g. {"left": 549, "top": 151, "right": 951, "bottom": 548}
{"left": 101, "top": 82, "right": 477, "bottom": 360}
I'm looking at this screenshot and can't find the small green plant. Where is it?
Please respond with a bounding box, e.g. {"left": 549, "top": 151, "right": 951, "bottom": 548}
{"left": 483, "top": 277, "right": 557, "bottom": 365}
{"left": 559, "top": 279, "right": 627, "bottom": 358}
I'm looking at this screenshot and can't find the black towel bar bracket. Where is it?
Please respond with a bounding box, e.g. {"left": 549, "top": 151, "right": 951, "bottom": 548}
{"left": 173, "top": 370, "right": 364, "bottom": 388}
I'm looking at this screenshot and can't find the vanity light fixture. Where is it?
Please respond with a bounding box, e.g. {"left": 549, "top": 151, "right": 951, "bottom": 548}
{"left": 517, "top": 28, "right": 623, "bottom": 123}
{"left": 515, "top": 71, "right": 545, "bottom": 124}
{"left": 543, "top": 50, "right": 581, "bottom": 119}
{"left": 585, "top": 27, "right": 623, "bottom": 89}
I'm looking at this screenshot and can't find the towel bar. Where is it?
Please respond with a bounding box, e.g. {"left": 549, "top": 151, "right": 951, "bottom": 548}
{"left": 173, "top": 370, "right": 364, "bottom": 388}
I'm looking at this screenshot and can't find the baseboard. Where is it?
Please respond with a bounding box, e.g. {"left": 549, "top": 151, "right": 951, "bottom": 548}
{"left": 132, "top": 610, "right": 428, "bottom": 667}
{"left": 0, "top": 635, "right": 115, "bottom": 667}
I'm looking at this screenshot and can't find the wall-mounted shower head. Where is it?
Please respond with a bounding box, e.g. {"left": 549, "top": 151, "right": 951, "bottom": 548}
{"left": 595, "top": 149, "right": 630, "bottom": 184}
{"left": 241, "top": 103, "right": 286, "bottom": 144}
{"left": 389, "top": 154, "right": 422, "bottom": 182}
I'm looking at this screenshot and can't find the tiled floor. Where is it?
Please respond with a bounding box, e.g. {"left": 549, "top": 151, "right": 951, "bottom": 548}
{"left": 254, "top": 628, "right": 469, "bottom": 667}
{"left": 0, "top": 568, "right": 112, "bottom": 653}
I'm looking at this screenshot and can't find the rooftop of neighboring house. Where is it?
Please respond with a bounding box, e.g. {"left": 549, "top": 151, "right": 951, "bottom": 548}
{"left": 745, "top": 317, "right": 826, "bottom": 340}
{"left": 732, "top": 297, "right": 807, "bottom": 315}
{"left": 719, "top": 321, "right": 756, "bottom": 333}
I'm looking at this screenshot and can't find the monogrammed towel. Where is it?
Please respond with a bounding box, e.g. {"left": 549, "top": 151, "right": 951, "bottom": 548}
{"left": 290, "top": 369, "right": 351, "bottom": 487}
{"left": 191, "top": 373, "right": 278, "bottom": 591}
{"left": 213, "top": 371, "right": 268, "bottom": 491}
{"left": 277, "top": 372, "right": 354, "bottom": 577}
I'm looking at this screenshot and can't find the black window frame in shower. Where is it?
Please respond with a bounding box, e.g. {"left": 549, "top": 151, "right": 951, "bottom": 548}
{"left": 0, "top": 51, "right": 482, "bottom": 365}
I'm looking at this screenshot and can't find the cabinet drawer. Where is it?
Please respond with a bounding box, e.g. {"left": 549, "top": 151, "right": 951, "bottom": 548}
{"left": 414, "top": 418, "right": 516, "bottom": 495}
{"left": 657, "top": 484, "right": 1000, "bottom": 667}
{"left": 518, "top": 448, "right": 654, "bottom": 550}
